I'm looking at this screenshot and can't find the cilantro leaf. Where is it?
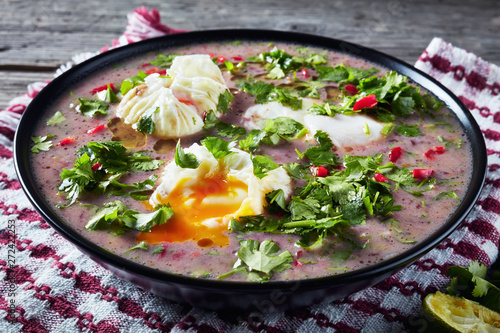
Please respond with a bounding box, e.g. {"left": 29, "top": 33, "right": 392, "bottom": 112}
{"left": 46, "top": 111, "right": 66, "bottom": 126}
{"left": 220, "top": 239, "right": 293, "bottom": 281}
{"left": 395, "top": 124, "right": 422, "bottom": 137}
{"left": 236, "top": 80, "right": 302, "bottom": 110}
{"left": 136, "top": 107, "right": 158, "bottom": 135}
{"left": 252, "top": 155, "right": 279, "bottom": 179}
{"left": 124, "top": 241, "right": 148, "bottom": 253}
{"left": 447, "top": 261, "right": 500, "bottom": 313}
{"left": 175, "top": 140, "right": 200, "bottom": 169}
{"left": 216, "top": 90, "right": 234, "bottom": 113}
{"left": 104, "top": 84, "right": 119, "bottom": 103}
{"left": 31, "top": 134, "right": 54, "bottom": 154}
{"left": 59, "top": 142, "right": 163, "bottom": 207}
{"left": 77, "top": 98, "right": 109, "bottom": 117}
{"left": 120, "top": 71, "right": 148, "bottom": 95}
{"left": 121, "top": 204, "right": 174, "bottom": 232}
{"left": 202, "top": 110, "right": 246, "bottom": 139}
{"left": 201, "top": 136, "right": 235, "bottom": 159}
{"left": 148, "top": 53, "right": 179, "bottom": 68}
{"left": 86, "top": 200, "right": 174, "bottom": 233}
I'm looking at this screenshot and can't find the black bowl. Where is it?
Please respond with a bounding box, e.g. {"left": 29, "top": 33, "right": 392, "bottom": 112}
{"left": 14, "top": 29, "right": 487, "bottom": 312}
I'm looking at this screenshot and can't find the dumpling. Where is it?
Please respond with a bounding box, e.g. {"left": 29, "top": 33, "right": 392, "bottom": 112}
{"left": 116, "top": 74, "right": 203, "bottom": 138}
{"left": 115, "top": 54, "right": 230, "bottom": 139}
{"left": 145, "top": 143, "right": 292, "bottom": 247}
{"left": 168, "top": 54, "right": 225, "bottom": 84}
{"left": 170, "top": 76, "right": 229, "bottom": 115}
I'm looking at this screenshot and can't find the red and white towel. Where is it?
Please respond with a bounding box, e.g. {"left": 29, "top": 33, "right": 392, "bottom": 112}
{"left": 1, "top": 7, "right": 499, "bottom": 332}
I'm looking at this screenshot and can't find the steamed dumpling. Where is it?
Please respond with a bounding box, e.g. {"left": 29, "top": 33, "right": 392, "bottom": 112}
{"left": 116, "top": 74, "right": 203, "bottom": 138}
{"left": 170, "top": 76, "right": 229, "bottom": 115}
{"left": 146, "top": 143, "right": 292, "bottom": 246}
{"left": 115, "top": 54, "right": 230, "bottom": 139}
{"left": 168, "top": 54, "right": 225, "bottom": 84}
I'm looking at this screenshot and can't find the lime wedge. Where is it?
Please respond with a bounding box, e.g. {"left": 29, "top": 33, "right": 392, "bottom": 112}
{"left": 421, "top": 291, "right": 500, "bottom": 332}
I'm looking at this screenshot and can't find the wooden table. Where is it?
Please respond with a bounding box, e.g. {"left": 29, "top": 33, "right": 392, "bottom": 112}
{"left": 1, "top": 0, "right": 499, "bottom": 110}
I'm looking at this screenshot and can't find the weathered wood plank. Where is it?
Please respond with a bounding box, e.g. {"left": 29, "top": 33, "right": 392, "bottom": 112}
{"left": 1, "top": 0, "right": 499, "bottom": 110}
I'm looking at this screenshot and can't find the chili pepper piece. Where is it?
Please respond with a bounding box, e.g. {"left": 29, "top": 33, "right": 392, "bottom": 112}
{"left": 389, "top": 147, "right": 403, "bottom": 162}
{"left": 344, "top": 84, "right": 359, "bottom": 96}
{"left": 59, "top": 137, "right": 75, "bottom": 146}
{"left": 87, "top": 124, "right": 106, "bottom": 135}
{"left": 91, "top": 83, "right": 115, "bottom": 94}
{"left": 352, "top": 94, "right": 378, "bottom": 112}
{"left": 315, "top": 166, "right": 328, "bottom": 177}
{"left": 374, "top": 173, "right": 388, "bottom": 182}
{"left": 91, "top": 162, "right": 101, "bottom": 171}
{"left": 412, "top": 169, "right": 434, "bottom": 180}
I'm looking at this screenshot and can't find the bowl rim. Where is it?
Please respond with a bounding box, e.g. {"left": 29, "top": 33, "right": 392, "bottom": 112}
{"left": 14, "top": 29, "right": 488, "bottom": 292}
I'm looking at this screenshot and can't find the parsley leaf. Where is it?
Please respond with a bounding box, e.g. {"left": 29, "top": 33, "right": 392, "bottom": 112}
{"left": 301, "top": 131, "right": 338, "bottom": 166}
{"left": 395, "top": 124, "right": 422, "bottom": 137}
{"left": 175, "top": 140, "right": 200, "bottom": 169}
{"left": 77, "top": 98, "right": 109, "bottom": 117}
{"left": 86, "top": 200, "right": 174, "bottom": 233}
{"left": 104, "top": 84, "right": 119, "bottom": 103}
{"left": 236, "top": 80, "right": 302, "bottom": 110}
{"left": 148, "top": 53, "right": 179, "bottom": 68}
{"left": 219, "top": 239, "right": 293, "bottom": 282}
{"left": 124, "top": 241, "right": 148, "bottom": 253}
{"left": 216, "top": 90, "right": 234, "bottom": 113}
{"left": 31, "top": 134, "right": 54, "bottom": 154}
{"left": 252, "top": 155, "right": 279, "bottom": 179}
{"left": 201, "top": 136, "right": 235, "bottom": 159}
{"left": 120, "top": 70, "right": 148, "bottom": 95}
{"left": 58, "top": 142, "right": 163, "bottom": 207}
{"left": 46, "top": 111, "right": 66, "bottom": 126}
{"left": 447, "top": 261, "right": 500, "bottom": 313}
{"left": 202, "top": 110, "right": 246, "bottom": 139}
{"left": 136, "top": 107, "right": 158, "bottom": 135}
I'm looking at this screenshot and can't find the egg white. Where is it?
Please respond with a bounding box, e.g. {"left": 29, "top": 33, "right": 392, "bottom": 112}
{"left": 150, "top": 143, "right": 292, "bottom": 226}
{"left": 242, "top": 98, "right": 386, "bottom": 147}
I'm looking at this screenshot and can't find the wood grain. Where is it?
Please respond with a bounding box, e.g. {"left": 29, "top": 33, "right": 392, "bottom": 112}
{"left": 1, "top": 0, "right": 499, "bottom": 109}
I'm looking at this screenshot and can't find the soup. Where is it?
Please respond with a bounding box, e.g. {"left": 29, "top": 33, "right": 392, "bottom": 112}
{"left": 30, "top": 41, "right": 472, "bottom": 282}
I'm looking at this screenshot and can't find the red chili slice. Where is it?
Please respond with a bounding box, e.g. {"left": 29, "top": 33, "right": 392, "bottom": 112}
{"left": 344, "top": 84, "right": 359, "bottom": 96}
{"left": 217, "top": 56, "right": 227, "bottom": 63}
{"left": 374, "top": 173, "right": 388, "bottom": 182}
{"left": 434, "top": 146, "right": 446, "bottom": 154}
{"left": 91, "top": 83, "right": 115, "bottom": 94}
{"left": 231, "top": 56, "right": 244, "bottom": 62}
{"left": 301, "top": 68, "right": 309, "bottom": 78}
{"left": 315, "top": 166, "right": 328, "bottom": 177}
{"left": 424, "top": 146, "right": 446, "bottom": 160}
{"left": 91, "top": 162, "right": 101, "bottom": 171}
{"left": 424, "top": 149, "right": 436, "bottom": 160}
{"left": 59, "top": 137, "right": 75, "bottom": 146}
{"left": 352, "top": 94, "right": 378, "bottom": 112}
{"left": 412, "top": 169, "right": 434, "bottom": 180}
{"left": 87, "top": 124, "right": 106, "bottom": 135}
{"left": 389, "top": 147, "right": 403, "bottom": 163}
{"left": 145, "top": 68, "right": 166, "bottom": 75}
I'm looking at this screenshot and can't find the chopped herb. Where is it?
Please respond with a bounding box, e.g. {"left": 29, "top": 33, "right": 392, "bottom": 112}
{"left": 31, "top": 134, "right": 54, "bottom": 154}
{"left": 120, "top": 70, "right": 148, "bottom": 95}
{"left": 148, "top": 53, "right": 179, "bottom": 68}
{"left": 77, "top": 98, "right": 109, "bottom": 117}
{"left": 219, "top": 239, "right": 293, "bottom": 282}
{"left": 201, "top": 136, "right": 235, "bottom": 159}
{"left": 124, "top": 241, "right": 148, "bottom": 253}
{"left": 252, "top": 155, "right": 279, "bottom": 179}
{"left": 47, "top": 111, "right": 66, "bottom": 126}
{"left": 136, "top": 107, "right": 159, "bottom": 135}
{"left": 175, "top": 140, "right": 200, "bottom": 169}
{"left": 396, "top": 124, "right": 422, "bottom": 137}
{"left": 216, "top": 90, "right": 234, "bottom": 113}
{"left": 104, "top": 84, "right": 119, "bottom": 103}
